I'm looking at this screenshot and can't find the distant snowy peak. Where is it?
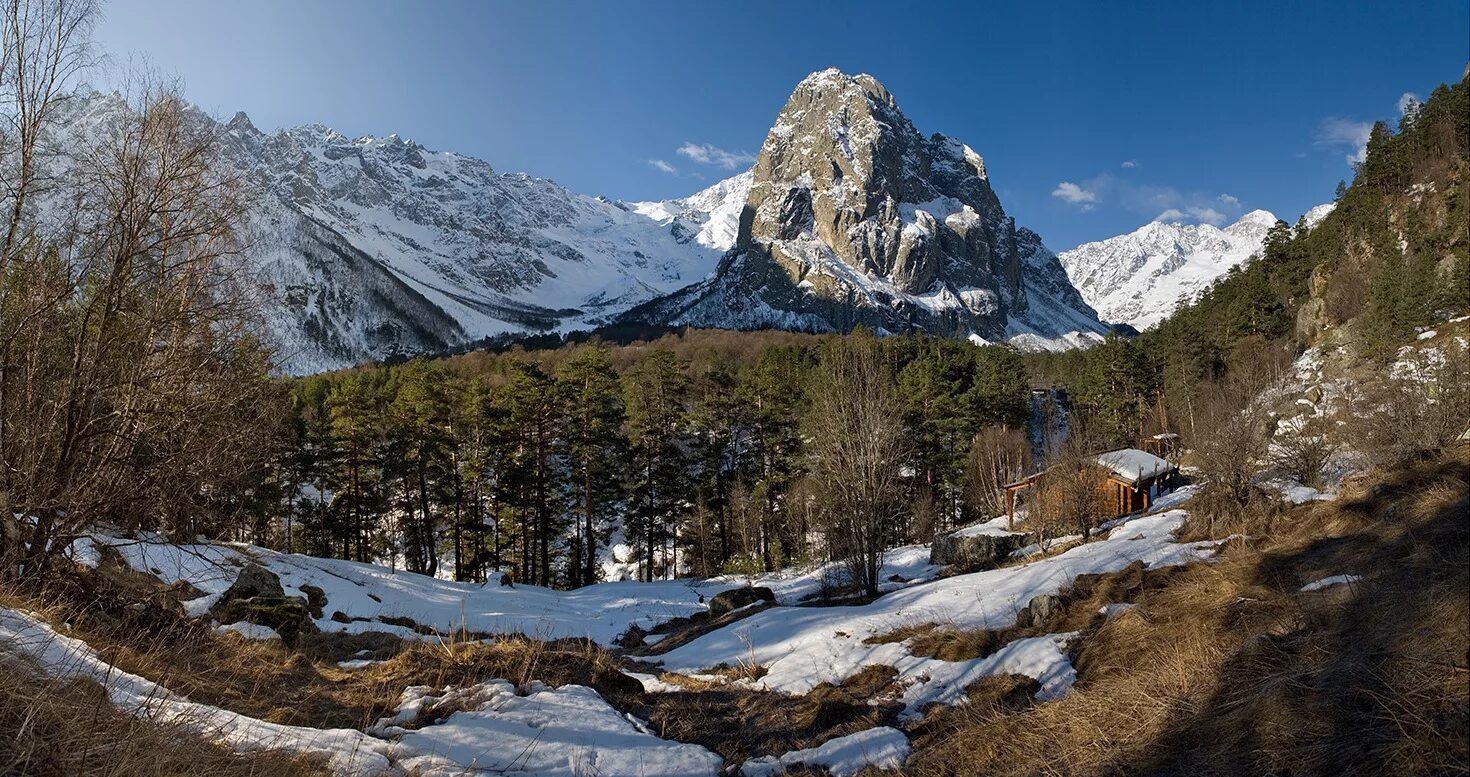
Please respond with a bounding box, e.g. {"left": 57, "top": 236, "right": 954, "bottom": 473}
{"left": 1059, "top": 210, "right": 1281, "bottom": 330}
{"left": 1299, "top": 202, "right": 1336, "bottom": 231}
{"left": 629, "top": 171, "right": 752, "bottom": 252}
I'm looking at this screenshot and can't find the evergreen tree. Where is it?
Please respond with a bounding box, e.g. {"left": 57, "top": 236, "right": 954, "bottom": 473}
{"left": 685, "top": 359, "right": 747, "bottom": 575}
{"left": 326, "top": 373, "right": 388, "bottom": 562}
{"left": 622, "top": 349, "right": 690, "bottom": 581}
{"left": 453, "top": 377, "right": 499, "bottom": 581}
{"left": 738, "top": 346, "right": 809, "bottom": 569}
{"left": 494, "top": 360, "right": 566, "bottom": 586}
{"left": 556, "top": 345, "right": 626, "bottom": 587}
{"left": 1073, "top": 334, "right": 1155, "bottom": 450}
{"left": 898, "top": 341, "right": 972, "bottom": 532}
{"left": 388, "top": 359, "right": 455, "bottom": 577}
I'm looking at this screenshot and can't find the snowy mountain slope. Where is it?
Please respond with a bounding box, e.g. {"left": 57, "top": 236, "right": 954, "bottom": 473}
{"left": 46, "top": 93, "right": 740, "bottom": 374}
{"left": 622, "top": 69, "right": 1107, "bottom": 349}
{"left": 1058, "top": 205, "right": 1336, "bottom": 331}
{"left": 630, "top": 170, "right": 752, "bottom": 252}
{"left": 1058, "top": 210, "right": 1279, "bottom": 330}
{"left": 1300, "top": 202, "right": 1337, "bottom": 231}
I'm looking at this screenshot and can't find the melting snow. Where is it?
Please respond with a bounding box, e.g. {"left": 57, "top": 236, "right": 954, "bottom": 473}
{"left": 656, "top": 511, "right": 1221, "bottom": 703}
{"left": 1300, "top": 574, "right": 1361, "bottom": 592}
{"left": 741, "top": 726, "right": 910, "bottom": 777}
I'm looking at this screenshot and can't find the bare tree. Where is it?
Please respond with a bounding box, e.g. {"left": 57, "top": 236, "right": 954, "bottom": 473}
{"left": 1271, "top": 414, "right": 1338, "bottom": 487}
{"left": 0, "top": 19, "right": 274, "bottom": 581}
{"left": 964, "top": 424, "right": 1031, "bottom": 522}
{"left": 1188, "top": 346, "right": 1289, "bottom": 534}
{"left": 807, "top": 333, "right": 908, "bottom": 599}
{"left": 0, "top": 0, "right": 96, "bottom": 266}
{"left": 1027, "top": 437, "right": 1110, "bottom": 544}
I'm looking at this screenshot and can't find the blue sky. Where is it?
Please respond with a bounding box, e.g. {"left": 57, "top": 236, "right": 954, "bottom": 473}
{"left": 92, "top": 0, "right": 1467, "bottom": 250}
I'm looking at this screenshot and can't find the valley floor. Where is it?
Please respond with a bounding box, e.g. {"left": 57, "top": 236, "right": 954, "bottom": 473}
{"left": 2, "top": 449, "right": 1467, "bottom": 777}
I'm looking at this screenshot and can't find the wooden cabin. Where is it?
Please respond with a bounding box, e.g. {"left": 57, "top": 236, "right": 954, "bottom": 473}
{"left": 1001, "top": 448, "right": 1181, "bottom": 529}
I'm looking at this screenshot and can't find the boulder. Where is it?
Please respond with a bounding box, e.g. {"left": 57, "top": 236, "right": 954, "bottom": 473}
{"left": 1014, "top": 592, "right": 1064, "bottom": 629}
{"left": 618, "top": 624, "right": 647, "bottom": 649}
{"left": 212, "top": 595, "right": 317, "bottom": 645}
{"left": 708, "top": 586, "right": 776, "bottom": 618}
{"left": 930, "top": 528, "right": 1035, "bottom": 572}
{"left": 217, "top": 562, "right": 285, "bottom": 602}
{"left": 299, "top": 584, "right": 327, "bottom": 618}
{"left": 210, "top": 563, "right": 315, "bottom": 645}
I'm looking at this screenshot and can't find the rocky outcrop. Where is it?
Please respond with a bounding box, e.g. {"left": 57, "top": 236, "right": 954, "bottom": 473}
{"left": 624, "top": 69, "right": 1105, "bottom": 347}
{"left": 708, "top": 586, "right": 776, "bottom": 617}
{"left": 209, "top": 563, "right": 317, "bottom": 645}
{"left": 930, "top": 528, "right": 1036, "bottom": 572}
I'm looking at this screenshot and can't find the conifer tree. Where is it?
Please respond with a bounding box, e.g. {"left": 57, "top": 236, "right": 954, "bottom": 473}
{"left": 389, "top": 359, "right": 454, "bottom": 576}
{"left": 738, "top": 346, "right": 808, "bottom": 569}
{"left": 327, "top": 374, "right": 387, "bottom": 561}
{"left": 622, "top": 349, "right": 690, "bottom": 581}
{"left": 556, "top": 345, "right": 626, "bottom": 587}
{"left": 495, "top": 360, "right": 565, "bottom": 586}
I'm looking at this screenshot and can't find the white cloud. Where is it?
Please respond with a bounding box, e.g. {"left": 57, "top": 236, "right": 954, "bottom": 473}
{"left": 1315, "top": 117, "right": 1373, "bottom": 165}
{"left": 1154, "top": 206, "right": 1227, "bottom": 226}
{"left": 1397, "top": 91, "right": 1422, "bottom": 121}
{"left": 1057, "top": 171, "right": 1242, "bottom": 224}
{"left": 1120, "top": 159, "right": 1138, "bottom": 169}
{"left": 1051, "top": 181, "right": 1099, "bottom": 209}
{"left": 648, "top": 159, "right": 677, "bottom": 174}
{"left": 1188, "top": 206, "right": 1227, "bottom": 225}
{"left": 675, "top": 142, "right": 756, "bottom": 170}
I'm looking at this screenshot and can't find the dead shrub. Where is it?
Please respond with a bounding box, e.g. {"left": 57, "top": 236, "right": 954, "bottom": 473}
{"left": 1344, "top": 342, "right": 1470, "bottom": 468}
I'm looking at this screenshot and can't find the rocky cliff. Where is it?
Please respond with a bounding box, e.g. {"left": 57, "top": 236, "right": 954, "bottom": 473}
{"left": 623, "top": 69, "right": 1106, "bottom": 348}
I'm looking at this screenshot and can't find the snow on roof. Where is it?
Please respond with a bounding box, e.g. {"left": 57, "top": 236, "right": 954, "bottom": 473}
{"left": 1093, "top": 448, "right": 1176, "bottom": 485}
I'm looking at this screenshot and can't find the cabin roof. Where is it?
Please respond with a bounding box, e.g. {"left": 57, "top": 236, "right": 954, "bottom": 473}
{"left": 1093, "top": 448, "right": 1176, "bottom": 486}
{"left": 1003, "top": 447, "right": 1178, "bottom": 490}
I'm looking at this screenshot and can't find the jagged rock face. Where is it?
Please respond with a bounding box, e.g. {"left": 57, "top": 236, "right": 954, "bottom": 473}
{"left": 625, "top": 69, "right": 1103, "bottom": 347}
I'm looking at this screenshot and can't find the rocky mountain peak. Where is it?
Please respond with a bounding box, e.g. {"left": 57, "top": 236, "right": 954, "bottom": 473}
{"left": 226, "top": 111, "right": 259, "bottom": 135}
{"left": 623, "top": 69, "right": 1105, "bottom": 349}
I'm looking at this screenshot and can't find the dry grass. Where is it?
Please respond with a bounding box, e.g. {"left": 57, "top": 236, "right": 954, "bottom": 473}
{"left": 631, "top": 664, "right": 902, "bottom": 763}
{"left": 0, "top": 631, "right": 327, "bottom": 777}
{"left": 904, "top": 449, "right": 1470, "bottom": 777}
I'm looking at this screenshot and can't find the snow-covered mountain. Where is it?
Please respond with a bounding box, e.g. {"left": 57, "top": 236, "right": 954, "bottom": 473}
{"left": 44, "top": 79, "right": 1108, "bottom": 372}
{"left": 45, "top": 93, "right": 750, "bottom": 373}
{"left": 1299, "top": 202, "right": 1337, "bottom": 231}
{"left": 1059, "top": 204, "right": 1341, "bottom": 330}
{"left": 1058, "top": 210, "right": 1280, "bottom": 330}
{"left": 630, "top": 171, "right": 752, "bottom": 253}
{"left": 621, "top": 69, "right": 1107, "bottom": 349}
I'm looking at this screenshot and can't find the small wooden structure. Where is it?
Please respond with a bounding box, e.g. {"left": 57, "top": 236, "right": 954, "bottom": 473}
{"left": 1141, "top": 432, "right": 1181, "bottom": 459}
{"left": 1002, "top": 448, "right": 1181, "bottom": 529}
